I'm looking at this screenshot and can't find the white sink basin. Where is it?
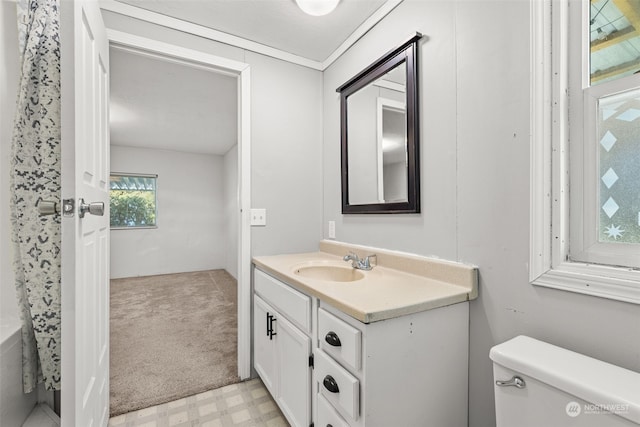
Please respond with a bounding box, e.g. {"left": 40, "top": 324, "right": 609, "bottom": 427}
{"left": 293, "top": 265, "right": 364, "bottom": 282}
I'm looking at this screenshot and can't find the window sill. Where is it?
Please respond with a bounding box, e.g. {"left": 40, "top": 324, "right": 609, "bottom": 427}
{"left": 110, "top": 226, "right": 158, "bottom": 230}
{"left": 532, "top": 262, "right": 640, "bottom": 305}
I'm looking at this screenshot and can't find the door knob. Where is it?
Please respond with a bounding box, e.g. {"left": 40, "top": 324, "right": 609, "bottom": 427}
{"left": 79, "top": 198, "right": 105, "bottom": 218}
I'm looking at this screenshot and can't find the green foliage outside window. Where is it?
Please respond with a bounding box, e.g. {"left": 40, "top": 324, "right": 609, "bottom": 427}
{"left": 110, "top": 175, "right": 157, "bottom": 228}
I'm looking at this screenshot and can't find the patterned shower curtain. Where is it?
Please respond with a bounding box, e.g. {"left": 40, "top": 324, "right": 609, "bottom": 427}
{"left": 10, "top": 0, "right": 62, "bottom": 393}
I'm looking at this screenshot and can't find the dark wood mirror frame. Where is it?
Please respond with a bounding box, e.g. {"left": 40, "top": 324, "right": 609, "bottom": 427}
{"left": 337, "top": 33, "right": 422, "bottom": 214}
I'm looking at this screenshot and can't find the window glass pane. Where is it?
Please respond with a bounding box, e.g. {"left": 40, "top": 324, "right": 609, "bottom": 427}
{"left": 110, "top": 175, "right": 157, "bottom": 228}
{"left": 597, "top": 88, "right": 640, "bottom": 243}
{"left": 590, "top": 0, "right": 640, "bottom": 85}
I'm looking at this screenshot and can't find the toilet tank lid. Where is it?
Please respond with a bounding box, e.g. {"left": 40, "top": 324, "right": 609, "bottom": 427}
{"left": 490, "top": 335, "right": 640, "bottom": 424}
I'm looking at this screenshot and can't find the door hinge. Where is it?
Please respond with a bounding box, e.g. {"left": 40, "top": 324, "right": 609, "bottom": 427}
{"left": 309, "top": 353, "right": 314, "bottom": 368}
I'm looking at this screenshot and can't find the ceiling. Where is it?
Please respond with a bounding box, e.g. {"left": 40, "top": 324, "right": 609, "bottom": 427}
{"left": 109, "top": 47, "right": 238, "bottom": 155}
{"left": 108, "top": 0, "right": 396, "bottom": 155}
{"left": 116, "top": 0, "right": 387, "bottom": 63}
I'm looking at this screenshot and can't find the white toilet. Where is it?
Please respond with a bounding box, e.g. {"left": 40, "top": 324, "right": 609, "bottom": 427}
{"left": 490, "top": 335, "right": 640, "bottom": 426}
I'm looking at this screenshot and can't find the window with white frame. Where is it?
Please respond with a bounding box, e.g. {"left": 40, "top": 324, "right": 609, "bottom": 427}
{"left": 530, "top": 0, "right": 640, "bottom": 304}
{"left": 110, "top": 174, "right": 158, "bottom": 229}
{"left": 570, "top": 0, "right": 640, "bottom": 269}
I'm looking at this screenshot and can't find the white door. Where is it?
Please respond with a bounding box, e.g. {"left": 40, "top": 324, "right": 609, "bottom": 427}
{"left": 253, "top": 295, "right": 277, "bottom": 395}
{"left": 60, "top": 1, "right": 110, "bottom": 426}
{"left": 276, "top": 314, "right": 311, "bottom": 427}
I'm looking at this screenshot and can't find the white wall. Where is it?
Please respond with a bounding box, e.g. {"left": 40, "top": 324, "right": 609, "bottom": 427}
{"left": 110, "top": 146, "right": 226, "bottom": 278}
{"left": 324, "top": 2, "right": 458, "bottom": 257}
{"left": 323, "top": 2, "right": 640, "bottom": 427}
{"left": 223, "top": 144, "right": 238, "bottom": 279}
{"left": 1, "top": 0, "right": 19, "bottom": 320}
{"left": 101, "top": 10, "right": 324, "bottom": 258}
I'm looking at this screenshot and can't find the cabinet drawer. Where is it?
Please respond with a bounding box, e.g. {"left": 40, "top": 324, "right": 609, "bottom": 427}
{"left": 255, "top": 269, "right": 311, "bottom": 332}
{"left": 318, "top": 308, "right": 361, "bottom": 371}
{"left": 315, "top": 350, "right": 359, "bottom": 421}
{"left": 317, "top": 394, "right": 350, "bottom": 427}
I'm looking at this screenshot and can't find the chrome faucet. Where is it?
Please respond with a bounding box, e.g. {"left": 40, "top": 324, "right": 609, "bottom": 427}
{"left": 343, "top": 252, "right": 376, "bottom": 271}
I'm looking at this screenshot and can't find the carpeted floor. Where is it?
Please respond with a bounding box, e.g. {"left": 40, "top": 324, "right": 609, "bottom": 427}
{"left": 109, "top": 270, "right": 239, "bottom": 416}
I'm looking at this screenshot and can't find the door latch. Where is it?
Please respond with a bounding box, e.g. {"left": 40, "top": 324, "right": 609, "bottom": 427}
{"left": 38, "top": 199, "right": 76, "bottom": 217}
{"left": 62, "top": 199, "right": 75, "bottom": 217}
{"left": 38, "top": 200, "right": 59, "bottom": 216}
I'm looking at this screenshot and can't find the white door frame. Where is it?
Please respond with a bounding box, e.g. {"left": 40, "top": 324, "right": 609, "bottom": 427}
{"left": 107, "top": 30, "right": 252, "bottom": 379}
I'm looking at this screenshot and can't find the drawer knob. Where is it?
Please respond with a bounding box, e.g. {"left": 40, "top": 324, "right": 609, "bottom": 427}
{"left": 325, "top": 331, "right": 341, "bottom": 347}
{"left": 323, "top": 375, "right": 340, "bottom": 393}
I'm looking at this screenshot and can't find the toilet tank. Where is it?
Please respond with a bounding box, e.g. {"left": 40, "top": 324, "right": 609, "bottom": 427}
{"left": 490, "top": 336, "right": 640, "bottom": 427}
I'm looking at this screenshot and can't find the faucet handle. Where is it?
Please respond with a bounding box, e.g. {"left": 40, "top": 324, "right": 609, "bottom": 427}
{"left": 343, "top": 251, "right": 358, "bottom": 261}
{"left": 362, "top": 254, "right": 377, "bottom": 268}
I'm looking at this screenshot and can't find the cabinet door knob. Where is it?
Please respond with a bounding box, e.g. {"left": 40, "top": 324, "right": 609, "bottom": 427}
{"left": 266, "top": 313, "right": 277, "bottom": 339}
{"left": 325, "top": 331, "right": 341, "bottom": 347}
{"left": 266, "top": 313, "right": 271, "bottom": 337}
{"left": 269, "top": 316, "right": 277, "bottom": 340}
{"left": 323, "top": 375, "right": 339, "bottom": 393}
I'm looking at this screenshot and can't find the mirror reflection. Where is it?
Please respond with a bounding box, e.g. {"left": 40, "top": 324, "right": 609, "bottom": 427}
{"left": 347, "top": 65, "right": 407, "bottom": 205}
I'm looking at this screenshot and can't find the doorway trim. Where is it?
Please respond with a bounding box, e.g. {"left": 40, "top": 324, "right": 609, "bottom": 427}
{"left": 107, "top": 30, "right": 252, "bottom": 379}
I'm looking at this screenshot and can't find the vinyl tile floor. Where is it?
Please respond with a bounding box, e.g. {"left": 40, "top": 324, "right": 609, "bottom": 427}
{"left": 108, "top": 378, "right": 289, "bottom": 427}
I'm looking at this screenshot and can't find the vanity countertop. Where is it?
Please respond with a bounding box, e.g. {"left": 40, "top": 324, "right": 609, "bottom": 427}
{"left": 253, "top": 240, "right": 478, "bottom": 323}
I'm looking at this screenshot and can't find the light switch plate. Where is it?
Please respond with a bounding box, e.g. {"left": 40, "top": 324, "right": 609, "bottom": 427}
{"left": 328, "top": 221, "right": 336, "bottom": 239}
{"left": 251, "top": 208, "right": 267, "bottom": 226}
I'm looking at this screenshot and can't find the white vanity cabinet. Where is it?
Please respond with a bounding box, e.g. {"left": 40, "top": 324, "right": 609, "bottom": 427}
{"left": 253, "top": 262, "right": 471, "bottom": 427}
{"left": 253, "top": 269, "right": 313, "bottom": 427}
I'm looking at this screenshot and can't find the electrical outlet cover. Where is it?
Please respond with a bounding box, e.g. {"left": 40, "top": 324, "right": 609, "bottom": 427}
{"left": 250, "top": 208, "right": 267, "bottom": 226}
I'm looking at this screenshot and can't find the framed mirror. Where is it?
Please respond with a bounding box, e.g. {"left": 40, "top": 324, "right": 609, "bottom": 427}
{"left": 337, "top": 33, "right": 421, "bottom": 214}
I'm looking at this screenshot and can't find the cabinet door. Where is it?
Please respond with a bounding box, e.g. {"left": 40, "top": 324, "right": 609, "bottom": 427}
{"left": 253, "top": 295, "right": 277, "bottom": 395}
{"left": 276, "top": 314, "right": 311, "bottom": 427}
